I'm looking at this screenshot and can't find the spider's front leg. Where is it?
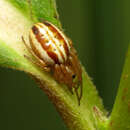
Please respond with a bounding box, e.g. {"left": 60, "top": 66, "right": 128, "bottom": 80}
{"left": 53, "top": 64, "right": 74, "bottom": 94}
{"left": 68, "top": 48, "right": 83, "bottom": 105}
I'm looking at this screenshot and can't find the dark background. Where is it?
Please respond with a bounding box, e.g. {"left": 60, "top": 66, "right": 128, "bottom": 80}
{"left": 0, "top": 0, "right": 130, "bottom": 130}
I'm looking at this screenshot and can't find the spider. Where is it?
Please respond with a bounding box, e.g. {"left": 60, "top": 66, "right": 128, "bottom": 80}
{"left": 22, "top": 21, "right": 82, "bottom": 105}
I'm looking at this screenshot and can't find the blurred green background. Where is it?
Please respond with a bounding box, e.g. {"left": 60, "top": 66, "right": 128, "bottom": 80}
{"left": 0, "top": 0, "right": 130, "bottom": 130}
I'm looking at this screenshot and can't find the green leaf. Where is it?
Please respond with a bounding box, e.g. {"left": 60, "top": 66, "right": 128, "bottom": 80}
{"left": 107, "top": 44, "right": 130, "bottom": 130}
{"left": 0, "top": 0, "right": 107, "bottom": 130}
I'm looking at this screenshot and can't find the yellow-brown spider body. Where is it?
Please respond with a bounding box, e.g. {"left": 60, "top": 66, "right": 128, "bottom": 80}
{"left": 22, "top": 21, "right": 82, "bottom": 105}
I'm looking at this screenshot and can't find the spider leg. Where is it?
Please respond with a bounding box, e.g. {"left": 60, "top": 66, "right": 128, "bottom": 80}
{"left": 74, "top": 86, "right": 80, "bottom": 105}
{"left": 69, "top": 51, "right": 81, "bottom": 76}
{"left": 22, "top": 36, "right": 50, "bottom": 72}
{"left": 54, "top": 64, "right": 73, "bottom": 94}
{"left": 69, "top": 50, "right": 83, "bottom": 105}
{"left": 54, "top": 64, "right": 64, "bottom": 82}
{"left": 74, "top": 81, "right": 83, "bottom": 105}
{"left": 24, "top": 55, "right": 50, "bottom": 71}
{"left": 60, "top": 64, "right": 73, "bottom": 94}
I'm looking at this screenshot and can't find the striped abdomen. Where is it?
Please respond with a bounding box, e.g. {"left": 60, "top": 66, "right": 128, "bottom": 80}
{"left": 29, "top": 22, "right": 70, "bottom": 65}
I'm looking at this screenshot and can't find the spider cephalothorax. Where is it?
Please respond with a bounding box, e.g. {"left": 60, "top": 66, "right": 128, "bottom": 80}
{"left": 22, "top": 21, "right": 82, "bottom": 105}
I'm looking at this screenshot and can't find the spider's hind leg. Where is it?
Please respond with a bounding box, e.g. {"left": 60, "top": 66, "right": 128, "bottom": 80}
{"left": 74, "top": 82, "right": 82, "bottom": 106}
{"left": 22, "top": 36, "right": 50, "bottom": 72}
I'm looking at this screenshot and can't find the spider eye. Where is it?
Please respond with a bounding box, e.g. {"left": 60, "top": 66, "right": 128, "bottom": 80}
{"left": 72, "top": 74, "right": 76, "bottom": 79}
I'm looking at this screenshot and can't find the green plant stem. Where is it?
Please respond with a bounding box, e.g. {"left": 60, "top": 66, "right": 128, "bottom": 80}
{"left": 108, "top": 44, "right": 130, "bottom": 130}
{"left": 32, "top": 68, "right": 106, "bottom": 130}
{"left": 0, "top": 0, "right": 107, "bottom": 130}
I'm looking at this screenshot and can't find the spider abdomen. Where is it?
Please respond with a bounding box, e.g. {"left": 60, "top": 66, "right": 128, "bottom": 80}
{"left": 29, "top": 22, "right": 70, "bottom": 65}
